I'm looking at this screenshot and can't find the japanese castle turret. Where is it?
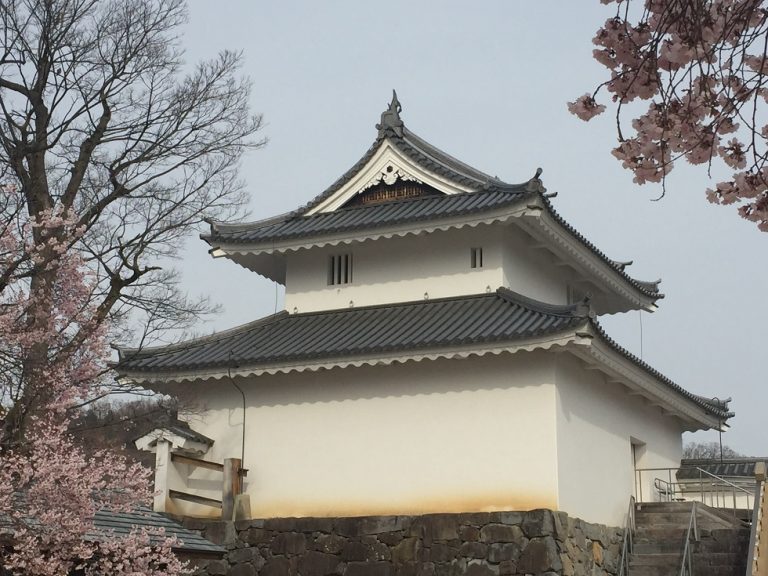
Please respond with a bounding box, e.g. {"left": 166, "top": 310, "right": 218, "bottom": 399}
{"left": 117, "top": 93, "right": 732, "bottom": 526}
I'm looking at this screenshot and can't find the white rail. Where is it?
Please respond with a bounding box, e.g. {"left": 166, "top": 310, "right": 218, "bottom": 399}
{"left": 635, "top": 466, "right": 755, "bottom": 516}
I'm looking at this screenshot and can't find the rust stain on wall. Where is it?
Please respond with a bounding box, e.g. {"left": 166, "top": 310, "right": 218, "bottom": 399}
{"left": 253, "top": 489, "right": 558, "bottom": 520}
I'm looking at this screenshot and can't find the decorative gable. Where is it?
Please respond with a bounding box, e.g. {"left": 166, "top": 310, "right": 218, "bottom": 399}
{"left": 304, "top": 140, "right": 472, "bottom": 214}
{"left": 342, "top": 176, "right": 441, "bottom": 208}
{"left": 202, "top": 92, "right": 664, "bottom": 315}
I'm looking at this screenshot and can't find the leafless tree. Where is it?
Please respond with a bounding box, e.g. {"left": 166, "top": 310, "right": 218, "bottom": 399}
{"left": 0, "top": 0, "right": 265, "bottom": 443}
{"left": 683, "top": 441, "right": 744, "bottom": 460}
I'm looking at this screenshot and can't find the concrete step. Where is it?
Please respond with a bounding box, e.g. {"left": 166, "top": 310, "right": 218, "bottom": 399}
{"left": 636, "top": 512, "right": 693, "bottom": 526}
{"left": 635, "top": 501, "right": 748, "bottom": 529}
{"left": 688, "top": 566, "right": 746, "bottom": 576}
{"left": 637, "top": 502, "right": 695, "bottom": 513}
{"left": 627, "top": 565, "right": 679, "bottom": 576}
{"left": 634, "top": 539, "right": 686, "bottom": 555}
{"left": 694, "top": 536, "right": 750, "bottom": 554}
{"left": 630, "top": 553, "right": 680, "bottom": 566}
{"left": 629, "top": 556, "right": 746, "bottom": 576}
{"left": 635, "top": 526, "right": 688, "bottom": 540}
{"left": 693, "top": 552, "right": 748, "bottom": 566}
{"left": 635, "top": 517, "right": 733, "bottom": 535}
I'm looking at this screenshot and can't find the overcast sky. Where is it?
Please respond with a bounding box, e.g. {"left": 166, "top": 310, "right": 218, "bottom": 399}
{"left": 175, "top": 1, "right": 767, "bottom": 456}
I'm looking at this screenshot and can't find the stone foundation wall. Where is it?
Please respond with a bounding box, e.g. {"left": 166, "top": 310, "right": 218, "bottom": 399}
{"left": 184, "top": 510, "right": 622, "bottom": 576}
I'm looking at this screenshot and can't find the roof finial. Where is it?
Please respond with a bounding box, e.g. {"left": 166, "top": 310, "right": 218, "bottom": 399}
{"left": 525, "top": 167, "right": 546, "bottom": 193}
{"left": 376, "top": 89, "right": 404, "bottom": 138}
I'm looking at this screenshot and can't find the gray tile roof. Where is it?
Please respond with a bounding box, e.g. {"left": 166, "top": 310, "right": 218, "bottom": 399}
{"left": 202, "top": 121, "right": 662, "bottom": 300}
{"left": 678, "top": 459, "right": 767, "bottom": 479}
{"left": 295, "top": 126, "right": 515, "bottom": 217}
{"left": 89, "top": 507, "right": 224, "bottom": 555}
{"left": 206, "top": 187, "right": 529, "bottom": 244}
{"left": 118, "top": 288, "right": 587, "bottom": 373}
{"left": 116, "top": 290, "right": 729, "bottom": 420}
{"left": 161, "top": 424, "right": 214, "bottom": 445}
{"left": 1, "top": 502, "right": 224, "bottom": 556}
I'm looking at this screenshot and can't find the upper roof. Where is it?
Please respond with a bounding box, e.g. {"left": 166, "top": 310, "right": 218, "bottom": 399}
{"left": 206, "top": 187, "right": 530, "bottom": 244}
{"left": 116, "top": 288, "right": 731, "bottom": 427}
{"left": 202, "top": 92, "right": 663, "bottom": 310}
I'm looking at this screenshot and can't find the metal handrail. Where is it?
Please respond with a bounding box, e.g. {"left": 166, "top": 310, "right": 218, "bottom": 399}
{"left": 746, "top": 475, "right": 765, "bottom": 576}
{"left": 694, "top": 467, "right": 754, "bottom": 497}
{"left": 678, "top": 502, "right": 699, "bottom": 576}
{"left": 636, "top": 466, "right": 755, "bottom": 514}
{"left": 618, "top": 496, "right": 636, "bottom": 576}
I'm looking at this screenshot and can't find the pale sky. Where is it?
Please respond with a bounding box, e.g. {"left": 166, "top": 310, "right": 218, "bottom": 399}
{"left": 175, "top": 1, "right": 767, "bottom": 456}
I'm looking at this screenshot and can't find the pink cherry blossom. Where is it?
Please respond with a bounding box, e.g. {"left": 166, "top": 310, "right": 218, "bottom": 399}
{"left": 573, "top": 0, "right": 768, "bottom": 230}
{"left": 0, "top": 184, "right": 189, "bottom": 575}
{"left": 567, "top": 94, "right": 607, "bottom": 120}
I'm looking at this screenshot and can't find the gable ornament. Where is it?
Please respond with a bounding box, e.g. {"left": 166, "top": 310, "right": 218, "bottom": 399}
{"left": 376, "top": 90, "right": 405, "bottom": 138}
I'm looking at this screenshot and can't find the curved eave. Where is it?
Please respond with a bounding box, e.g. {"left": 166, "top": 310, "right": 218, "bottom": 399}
{"left": 117, "top": 324, "right": 729, "bottom": 432}
{"left": 117, "top": 333, "right": 583, "bottom": 385}
{"left": 204, "top": 125, "right": 526, "bottom": 238}
{"left": 204, "top": 198, "right": 663, "bottom": 314}
{"left": 568, "top": 323, "right": 732, "bottom": 430}
{"left": 203, "top": 203, "right": 530, "bottom": 284}
{"left": 115, "top": 311, "right": 289, "bottom": 365}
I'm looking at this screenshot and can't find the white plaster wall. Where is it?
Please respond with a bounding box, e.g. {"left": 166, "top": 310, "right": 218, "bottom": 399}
{"left": 501, "top": 226, "right": 570, "bottom": 305}
{"left": 284, "top": 227, "right": 504, "bottom": 313}
{"left": 166, "top": 352, "right": 560, "bottom": 519}
{"left": 555, "top": 354, "right": 683, "bottom": 526}
{"left": 284, "top": 224, "right": 574, "bottom": 313}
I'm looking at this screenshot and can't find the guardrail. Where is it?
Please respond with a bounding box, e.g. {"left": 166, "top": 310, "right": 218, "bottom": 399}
{"left": 617, "top": 495, "right": 636, "bottom": 576}
{"left": 747, "top": 462, "right": 767, "bottom": 576}
{"left": 679, "top": 502, "right": 699, "bottom": 576}
{"left": 635, "top": 466, "right": 755, "bottom": 517}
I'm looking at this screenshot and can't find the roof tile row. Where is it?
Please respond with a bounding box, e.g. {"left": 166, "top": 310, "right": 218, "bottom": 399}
{"left": 117, "top": 289, "right": 728, "bottom": 419}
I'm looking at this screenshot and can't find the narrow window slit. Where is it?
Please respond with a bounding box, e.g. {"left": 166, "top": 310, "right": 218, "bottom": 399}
{"left": 470, "top": 247, "right": 483, "bottom": 269}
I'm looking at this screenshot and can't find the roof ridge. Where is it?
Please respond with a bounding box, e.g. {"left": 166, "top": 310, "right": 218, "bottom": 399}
{"left": 287, "top": 291, "right": 496, "bottom": 319}
{"left": 300, "top": 137, "right": 385, "bottom": 214}
{"left": 399, "top": 128, "right": 502, "bottom": 186}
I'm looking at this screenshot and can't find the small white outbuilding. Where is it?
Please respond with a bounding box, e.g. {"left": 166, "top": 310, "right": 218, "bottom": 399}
{"left": 118, "top": 93, "right": 732, "bottom": 527}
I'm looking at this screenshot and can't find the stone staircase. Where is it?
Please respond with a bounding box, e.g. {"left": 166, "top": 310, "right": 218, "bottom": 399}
{"left": 630, "top": 501, "right": 750, "bottom": 576}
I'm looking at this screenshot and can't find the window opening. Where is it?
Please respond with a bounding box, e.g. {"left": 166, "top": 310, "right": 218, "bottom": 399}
{"left": 470, "top": 247, "right": 483, "bottom": 269}
{"left": 328, "top": 253, "right": 353, "bottom": 285}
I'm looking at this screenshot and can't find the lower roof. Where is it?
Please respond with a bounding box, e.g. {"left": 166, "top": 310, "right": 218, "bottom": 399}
{"left": 1, "top": 502, "right": 224, "bottom": 556}
{"left": 678, "top": 458, "right": 767, "bottom": 480}
{"left": 117, "top": 289, "right": 587, "bottom": 372}
{"left": 116, "top": 289, "right": 731, "bottom": 424}
{"left": 89, "top": 507, "right": 224, "bottom": 555}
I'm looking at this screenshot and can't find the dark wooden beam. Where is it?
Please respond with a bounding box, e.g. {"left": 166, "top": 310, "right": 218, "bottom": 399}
{"left": 169, "top": 489, "right": 222, "bottom": 509}
{"left": 171, "top": 453, "right": 224, "bottom": 472}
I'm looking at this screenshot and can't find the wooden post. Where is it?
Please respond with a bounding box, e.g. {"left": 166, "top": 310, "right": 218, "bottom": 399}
{"left": 222, "top": 457, "right": 242, "bottom": 521}
{"left": 153, "top": 439, "right": 172, "bottom": 513}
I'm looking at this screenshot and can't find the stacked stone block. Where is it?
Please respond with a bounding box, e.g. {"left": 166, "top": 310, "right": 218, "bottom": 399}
{"left": 184, "top": 509, "right": 622, "bottom": 576}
